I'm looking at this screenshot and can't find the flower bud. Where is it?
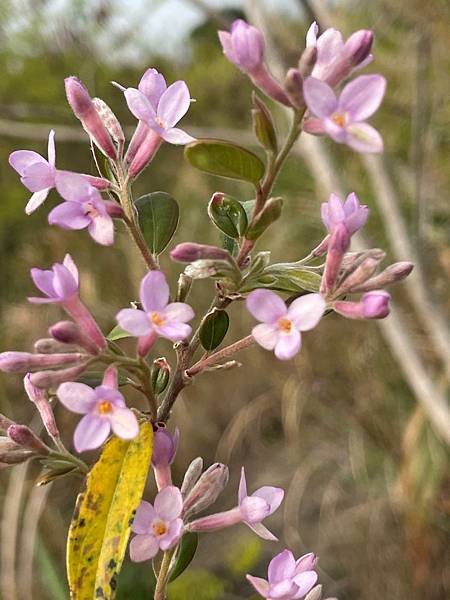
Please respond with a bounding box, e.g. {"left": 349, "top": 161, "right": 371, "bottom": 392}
{"left": 127, "top": 127, "right": 162, "bottom": 179}
{"left": 92, "top": 97, "right": 125, "bottom": 146}
{"left": 104, "top": 200, "right": 125, "bottom": 219}
{"left": 176, "top": 273, "right": 193, "bottom": 302}
{"left": 0, "top": 413, "right": 15, "bottom": 432}
{"left": 151, "top": 358, "right": 171, "bottom": 394}
{"left": 344, "top": 30, "right": 374, "bottom": 68}
{"left": 0, "top": 351, "right": 83, "bottom": 373}
{"left": 0, "top": 437, "right": 21, "bottom": 454}
{"left": 64, "top": 76, "right": 117, "bottom": 160}
{"left": 298, "top": 45, "right": 318, "bottom": 78}
{"left": 49, "top": 321, "right": 100, "bottom": 355}
{"left": 183, "top": 462, "right": 229, "bottom": 518}
{"left": 34, "top": 338, "right": 73, "bottom": 354}
{"left": 305, "top": 585, "right": 323, "bottom": 600}
{"left": 352, "top": 261, "right": 414, "bottom": 292}
{"left": 7, "top": 424, "right": 49, "bottom": 455}
{"left": 320, "top": 223, "right": 350, "bottom": 295}
{"left": 181, "top": 457, "right": 204, "bottom": 497}
{"left": 333, "top": 290, "right": 391, "bottom": 320}
{"left": 171, "top": 243, "right": 231, "bottom": 263}
{"left": 0, "top": 442, "right": 34, "bottom": 465}
{"left": 335, "top": 251, "right": 385, "bottom": 295}
{"left": 218, "top": 20, "right": 265, "bottom": 72}
{"left": 284, "top": 68, "right": 304, "bottom": 108}
{"left": 24, "top": 374, "right": 59, "bottom": 438}
{"left": 152, "top": 427, "right": 179, "bottom": 468}
{"left": 29, "top": 362, "right": 88, "bottom": 389}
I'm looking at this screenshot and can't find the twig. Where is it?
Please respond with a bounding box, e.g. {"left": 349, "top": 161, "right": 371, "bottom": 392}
{"left": 186, "top": 335, "right": 254, "bottom": 377}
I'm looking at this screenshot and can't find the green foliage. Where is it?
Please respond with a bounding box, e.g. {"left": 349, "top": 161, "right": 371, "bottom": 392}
{"left": 225, "top": 535, "right": 262, "bottom": 576}
{"left": 168, "top": 569, "right": 226, "bottom": 600}
{"left": 135, "top": 192, "right": 179, "bottom": 255}
{"left": 199, "top": 308, "right": 230, "bottom": 351}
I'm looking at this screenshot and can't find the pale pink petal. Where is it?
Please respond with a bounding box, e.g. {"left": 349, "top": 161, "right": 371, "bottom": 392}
{"left": 73, "top": 413, "right": 110, "bottom": 452}
{"left": 116, "top": 308, "right": 152, "bottom": 337}
{"left": 287, "top": 294, "right": 326, "bottom": 331}
{"left": 326, "top": 193, "right": 345, "bottom": 224}
{"left": 124, "top": 87, "right": 156, "bottom": 123}
{"left": 159, "top": 518, "right": 183, "bottom": 550}
{"left": 129, "top": 534, "right": 159, "bottom": 562}
{"left": 21, "top": 162, "right": 54, "bottom": 192}
{"left": 25, "top": 189, "right": 51, "bottom": 214}
{"left": 109, "top": 407, "right": 139, "bottom": 440}
{"left": 162, "top": 302, "right": 194, "bottom": 323}
{"left": 346, "top": 122, "right": 384, "bottom": 153}
{"left": 218, "top": 30, "right": 238, "bottom": 63}
{"left": 295, "top": 553, "right": 317, "bottom": 574}
{"left": 246, "top": 289, "right": 287, "bottom": 323}
{"left": 252, "top": 486, "right": 284, "bottom": 515}
{"left": 305, "top": 22, "right": 318, "bottom": 47}
{"left": 156, "top": 321, "right": 192, "bottom": 342}
{"left": 52, "top": 263, "right": 79, "bottom": 298}
{"left": 57, "top": 382, "right": 96, "bottom": 413}
{"left": 343, "top": 192, "right": 360, "bottom": 215}
{"left": 274, "top": 329, "right": 301, "bottom": 360}
{"left": 339, "top": 75, "right": 386, "bottom": 121}
{"left": 268, "top": 550, "right": 296, "bottom": 583}
{"left": 157, "top": 81, "right": 191, "bottom": 129}
{"left": 140, "top": 271, "right": 169, "bottom": 312}
{"left": 238, "top": 467, "right": 248, "bottom": 503}
{"left": 47, "top": 129, "right": 56, "bottom": 166}
{"left": 303, "top": 77, "right": 337, "bottom": 118}
{"left": 246, "top": 521, "right": 278, "bottom": 541}
{"left": 132, "top": 501, "right": 155, "bottom": 533}
{"left": 323, "top": 118, "right": 347, "bottom": 143}
{"left": 138, "top": 68, "right": 167, "bottom": 109}
{"left": 303, "top": 118, "right": 326, "bottom": 135}
{"left": 252, "top": 323, "right": 279, "bottom": 350}
{"left": 240, "top": 496, "right": 270, "bottom": 523}
{"left": 161, "top": 127, "right": 196, "bottom": 145}
{"left": 55, "top": 170, "right": 92, "bottom": 202}
{"left": 270, "top": 580, "right": 297, "bottom": 598}
{"left": 316, "top": 28, "right": 344, "bottom": 64}
{"left": 30, "top": 268, "right": 56, "bottom": 297}
{"left": 9, "top": 150, "right": 45, "bottom": 175}
{"left": 63, "top": 254, "right": 79, "bottom": 286}
{"left": 246, "top": 574, "right": 270, "bottom": 597}
{"left": 88, "top": 214, "right": 114, "bottom": 246}
{"left": 154, "top": 485, "right": 183, "bottom": 521}
{"left": 48, "top": 201, "right": 91, "bottom": 229}
{"left": 94, "top": 386, "right": 125, "bottom": 408}
{"left": 293, "top": 571, "right": 318, "bottom": 598}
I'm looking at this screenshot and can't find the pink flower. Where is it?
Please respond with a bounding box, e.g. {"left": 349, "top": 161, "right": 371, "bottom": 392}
{"left": 303, "top": 75, "right": 386, "bottom": 153}
{"left": 246, "top": 290, "right": 326, "bottom": 360}
{"left": 333, "top": 290, "right": 391, "bottom": 320}
{"left": 116, "top": 271, "right": 194, "bottom": 356}
{"left": 124, "top": 69, "right": 195, "bottom": 145}
{"left": 247, "top": 549, "right": 318, "bottom": 599}
{"left": 306, "top": 22, "right": 373, "bottom": 86}
{"left": 49, "top": 172, "right": 114, "bottom": 246}
{"left": 321, "top": 192, "right": 368, "bottom": 235}
{"left": 56, "top": 368, "right": 139, "bottom": 452}
{"left": 187, "top": 467, "right": 284, "bottom": 541}
{"left": 9, "top": 130, "right": 56, "bottom": 214}
{"left": 129, "top": 486, "right": 183, "bottom": 562}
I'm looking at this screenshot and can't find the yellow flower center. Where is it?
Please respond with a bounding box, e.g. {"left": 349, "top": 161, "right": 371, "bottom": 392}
{"left": 152, "top": 520, "right": 168, "bottom": 536}
{"left": 150, "top": 312, "right": 165, "bottom": 326}
{"left": 331, "top": 112, "right": 347, "bottom": 128}
{"left": 97, "top": 400, "right": 113, "bottom": 415}
{"left": 277, "top": 318, "right": 292, "bottom": 333}
{"left": 156, "top": 117, "right": 166, "bottom": 129}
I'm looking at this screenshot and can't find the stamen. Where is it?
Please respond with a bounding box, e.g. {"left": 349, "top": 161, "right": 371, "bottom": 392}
{"left": 277, "top": 318, "right": 292, "bottom": 333}
{"left": 331, "top": 112, "right": 346, "bottom": 128}
{"left": 150, "top": 312, "right": 165, "bottom": 326}
{"left": 97, "top": 400, "right": 113, "bottom": 415}
{"left": 152, "top": 520, "right": 168, "bottom": 536}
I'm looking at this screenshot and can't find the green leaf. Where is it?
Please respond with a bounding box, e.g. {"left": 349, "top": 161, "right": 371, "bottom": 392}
{"left": 77, "top": 371, "right": 128, "bottom": 388}
{"left": 252, "top": 93, "right": 278, "bottom": 153}
{"left": 246, "top": 197, "right": 283, "bottom": 240}
{"left": 135, "top": 192, "right": 179, "bottom": 255}
{"left": 208, "top": 193, "right": 248, "bottom": 239}
{"left": 169, "top": 533, "right": 199, "bottom": 583}
{"left": 67, "top": 422, "right": 153, "bottom": 600}
{"left": 107, "top": 325, "right": 130, "bottom": 342}
{"left": 253, "top": 266, "right": 321, "bottom": 293}
{"left": 199, "top": 309, "right": 230, "bottom": 351}
{"left": 184, "top": 139, "right": 264, "bottom": 185}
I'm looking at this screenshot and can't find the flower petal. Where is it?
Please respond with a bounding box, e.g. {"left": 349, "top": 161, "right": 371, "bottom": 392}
{"left": 48, "top": 201, "right": 91, "bottom": 230}
{"left": 156, "top": 321, "right": 192, "bottom": 342}
{"left": 109, "top": 407, "right": 139, "bottom": 440}
{"left": 270, "top": 580, "right": 298, "bottom": 598}
{"left": 246, "top": 520, "right": 278, "bottom": 541}
{"left": 268, "top": 549, "right": 296, "bottom": 584}
{"left": 218, "top": 30, "right": 238, "bottom": 64}
{"left": 116, "top": 308, "right": 152, "bottom": 337}
{"left": 57, "top": 382, "right": 97, "bottom": 413}
{"left": 132, "top": 500, "right": 155, "bottom": 533}
{"left": 287, "top": 294, "right": 326, "bottom": 331}
{"left": 238, "top": 466, "right": 248, "bottom": 503}
{"left": 9, "top": 150, "right": 45, "bottom": 175}
{"left": 303, "top": 77, "right": 337, "bottom": 118}
{"left": 295, "top": 553, "right": 317, "bottom": 574}
{"left": 52, "top": 263, "right": 79, "bottom": 298}
{"left": 138, "top": 68, "right": 167, "bottom": 109}
{"left": 240, "top": 496, "right": 270, "bottom": 523}
{"left": 252, "top": 486, "right": 284, "bottom": 515}
{"left": 346, "top": 122, "right": 384, "bottom": 153}
{"left": 73, "top": 413, "right": 110, "bottom": 452}
{"left": 159, "top": 518, "right": 183, "bottom": 550}
{"left": 154, "top": 485, "right": 183, "bottom": 521}
{"left": 63, "top": 254, "right": 79, "bottom": 285}
{"left": 246, "top": 289, "right": 287, "bottom": 323}
{"left": 47, "top": 129, "right": 56, "bottom": 166}
{"left": 140, "top": 270, "right": 169, "bottom": 312}
{"left": 124, "top": 87, "right": 156, "bottom": 123}
{"left": 30, "top": 267, "right": 56, "bottom": 297}
{"left": 303, "top": 118, "right": 326, "bottom": 135}
{"left": 129, "top": 534, "right": 159, "bottom": 562}
{"left": 25, "top": 189, "right": 51, "bottom": 214}
{"left": 21, "top": 162, "right": 54, "bottom": 192}
{"left": 274, "top": 329, "right": 301, "bottom": 360}
{"left": 246, "top": 575, "right": 270, "bottom": 597}
{"left": 157, "top": 81, "right": 191, "bottom": 129}
{"left": 316, "top": 28, "right": 344, "bottom": 64}
{"left": 161, "top": 127, "right": 196, "bottom": 145}
{"left": 163, "top": 302, "right": 195, "bottom": 323}
{"left": 88, "top": 214, "right": 114, "bottom": 246}
{"left": 339, "top": 75, "right": 386, "bottom": 121}
{"left": 55, "top": 170, "right": 93, "bottom": 203}
{"left": 306, "top": 21, "right": 318, "bottom": 47}
{"left": 252, "top": 323, "right": 279, "bottom": 350}
{"left": 293, "top": 571, "right": 318, "bottom": 598}
{"left": 323, "top": 118, "right": 347, "bottom": 143}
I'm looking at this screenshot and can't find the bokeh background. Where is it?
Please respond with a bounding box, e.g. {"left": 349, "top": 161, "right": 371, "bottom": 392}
{"left": 0, "top": 1, "right": 449, "bottom": 599}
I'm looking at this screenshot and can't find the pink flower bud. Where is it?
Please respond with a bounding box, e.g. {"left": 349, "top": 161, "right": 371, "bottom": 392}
{"left": 127, "top": 126, "right": 163, "bottom": 179}
{"left": 298, "top": 45, "right": 318, "bottom": 78}
{"left": 92, "top": 97, "right": 125, "bottom": 146}
{"left": 0, "top": 413, "right": 16, "bottom": 432}
{"left": 284, "top": 69, "right": 304, "bottom": 108}
{"left": 333, "top": 290, "right": 391, "bottom": 320}
{"left": 64, "top": 76, "right": 117, "bottom": 160}
{"left": 49, "top": 321, "right": 100, "bottom": 355}
{"left": 63, "top": 296, "right": 107, "bottom": 351}
{"left": 320, "top": 223, "right": 350, "bottom": 295}
{"left": 352, "top": 261, "right": 414, "bottom": 293}
{"left": 335, "top": 251, "right": 385, "bottom": 295}
{"left": 0, "top": 351, "right": 83, "bottom": 373}
{"left": 7, "top": 424, "right": 49, "bottom": 455}
{"left": 218, "top": 19, "right": 265, "bottom": 72}
{"left": 24, "top": 374, "right": 60, "bottom": 438}
{"left": 34, "top": 338, "right": 74, "bottom": 354}
{"left": 183, "top": 463, "right": 229, "bottom": 518}
{"left": 29, "top": 362, "right": 89, "bottom": 389}
{"left": 170, "top": 243, "right": 231, "bottom": 263}
{"left": 103, "top": 200, "right": 124, "bottom": 219}
{"left": 152, "top": 427, "right": 179, "bottom": 490}
{"left": 181, "top": 457, "right": 204, "bottom": 497}
{"left": 344, "top": 30, "right": 374, "bottom": 68}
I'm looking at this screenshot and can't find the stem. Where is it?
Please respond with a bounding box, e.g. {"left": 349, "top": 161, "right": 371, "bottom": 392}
{"left": 138, "top": 358, "right": 158, "bottom": 419}
{"left": 186, "top": 335, "right": 254, "bottom": 377}
{"left": 154, "top": 549, "right": 175, "bottom": 600}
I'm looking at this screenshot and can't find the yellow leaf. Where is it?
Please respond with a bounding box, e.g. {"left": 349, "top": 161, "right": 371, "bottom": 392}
{"left": 67, "top": 422, "right": 153, "bottom": 599}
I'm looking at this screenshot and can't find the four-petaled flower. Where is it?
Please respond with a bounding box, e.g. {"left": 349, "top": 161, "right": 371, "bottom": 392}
{"left": 303, "top": 75, "right": 386, "bottom": 153}
{"left": 9, "top": 130, "right": 56, "bottom": 214}
{"left": 247, "top": 549, "right": 318, "bottom": 600}
{"left": 130, "top": 486, "right": 184, "bottom": 562}
{"left": 56, "top": 371, "right": 139, "bottom": 452}
{"left": 246, "top": 290, "right": 326, "bottom": 360}
{"left": 321, "top": 192, "right": 368, "bottom": 235}
{"left": 49, "top": 172, "right": 114, "bottom": 246}
{"left": 116, "top": 271, "right": 194, "bottom": 356}
{"left": 218, "top": 19, "right": 265, "bottom": 72}
{"left": 28, "top": 254, "right": 79, "bottom": 304}
{"left": 124, "top": 70, "right": 195, "bottom": 145}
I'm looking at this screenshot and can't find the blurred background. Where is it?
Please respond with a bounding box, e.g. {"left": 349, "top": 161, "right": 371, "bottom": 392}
{"left": 0, "top": 0, "right": 449, "bottom": 598}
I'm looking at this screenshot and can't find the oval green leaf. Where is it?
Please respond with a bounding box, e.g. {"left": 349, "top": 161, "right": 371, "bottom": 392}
{"left": 199, "top": 309, "right": 230, "bottom": 351}
{"left": 67, "top": 422, "right": 153, "bottom": 600}
{"left": 185, "top": 139, "right": 264, "bottom": 185}
{"left": 169, "top": 533, "right": 199, "bottom": 583}
{"left": 135, "top": 192, "right": 179, "bottom": 255}
{"left": 208, "top": 194, "right": 248, "bottom": 239}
